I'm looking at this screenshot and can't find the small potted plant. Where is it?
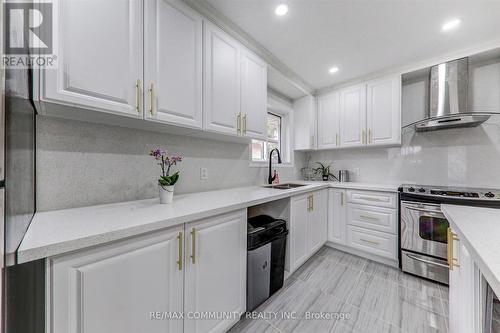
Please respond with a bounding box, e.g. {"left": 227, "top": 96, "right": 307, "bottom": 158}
{"left": 313, "top": 162, "right": 337, "bottom": 181}
{"left": 150, "top": 148, "right": 182, "bottom": 204}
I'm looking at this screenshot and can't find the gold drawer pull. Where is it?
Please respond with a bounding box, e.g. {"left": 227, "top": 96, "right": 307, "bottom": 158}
{"left": 358, "top": 196, "right": 384, "bottom": 202}
{"left": 149, "top": 83, "right": 155, "bottom": 115}
{"left": 190, "top": 228, "right": 196, "bottom": 264}
{"left": 360, "top": 238, "right": 380, "bottom": 246}
{"left": 177, "top": 231, "right": 183, "bottom": 271}
{"left": 242, "top": 114, "right": 247, "bottom": 135}
{"left": 447, "top": 227, "right": 460, "bottom": 271}
{"left": 360, "top": 215, "right": 379, "bottom": 221}
{"left": 236, "top": 113, "right": 241, "bottom": 135}
{"left": 135, "top": 79, "right": 142, "bottom": 113}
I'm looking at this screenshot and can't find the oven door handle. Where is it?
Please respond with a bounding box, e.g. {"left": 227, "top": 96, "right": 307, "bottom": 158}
{"left": 404, "top": 206, "right": 444, "bottom": 216}
{"left": 404, "top": 252, "right": 449, "bottom": 268}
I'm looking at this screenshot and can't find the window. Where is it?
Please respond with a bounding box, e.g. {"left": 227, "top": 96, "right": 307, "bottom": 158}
{"left": 251, "top": 113, "right": 282, "bottom": 162}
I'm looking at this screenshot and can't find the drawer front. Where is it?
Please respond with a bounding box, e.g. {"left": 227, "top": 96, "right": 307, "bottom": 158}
{"left": 346, "top": 226, "right": 397, "bottom": 260}
{"left": 346, "top": 190, "right": 397, "bottom": 208}
{"left": 346, "top": 204, "right": 397, "bottom": 234}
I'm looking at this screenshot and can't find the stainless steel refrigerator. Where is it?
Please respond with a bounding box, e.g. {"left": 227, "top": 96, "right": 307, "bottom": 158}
{"left": 1, "top": 3, "right": 44, "bottom": 331}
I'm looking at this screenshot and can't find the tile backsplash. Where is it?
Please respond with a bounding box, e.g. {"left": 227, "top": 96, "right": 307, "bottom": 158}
{"left": 36, "top": 117, "right": 304, "bottom": 211}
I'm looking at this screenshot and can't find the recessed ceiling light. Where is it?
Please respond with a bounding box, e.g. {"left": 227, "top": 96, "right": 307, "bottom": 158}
{"left": 329, "top": 67, "right": 339, "bottom": 74}
{"left": 442, "top": 18, "right": 461, "bottom": 31}
{"left": 275, "top": 4, "right": 288, "bottom": 16}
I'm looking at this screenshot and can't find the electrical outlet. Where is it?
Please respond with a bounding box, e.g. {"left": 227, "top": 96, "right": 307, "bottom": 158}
{"left": 200, "top": 167, "right": 208, "bottom": 180}
{"left": 353, "top": 168, "right": 360, "bottom": 177}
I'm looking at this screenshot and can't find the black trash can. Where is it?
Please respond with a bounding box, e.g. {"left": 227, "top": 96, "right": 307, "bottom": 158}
{"left": 247, "top": 215, "right": 288, "bottom": 312}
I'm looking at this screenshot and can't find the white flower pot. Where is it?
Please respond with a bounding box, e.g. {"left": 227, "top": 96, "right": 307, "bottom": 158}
{"left": 159, "top": 185, "right": 175, "bottom": 204}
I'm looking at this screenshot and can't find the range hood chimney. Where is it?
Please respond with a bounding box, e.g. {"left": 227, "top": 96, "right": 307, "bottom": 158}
{"left": 415, "top": 57, "right": 490, "bottom": 131}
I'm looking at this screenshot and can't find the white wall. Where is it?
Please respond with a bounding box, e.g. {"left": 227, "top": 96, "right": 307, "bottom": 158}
{"left": 36, "top": 117, "right": 304, "bottom": 211}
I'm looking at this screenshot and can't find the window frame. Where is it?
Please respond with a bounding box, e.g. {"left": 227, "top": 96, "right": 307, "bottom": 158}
{"left": 250, "top": 95, "right": 294, "bottom": 168}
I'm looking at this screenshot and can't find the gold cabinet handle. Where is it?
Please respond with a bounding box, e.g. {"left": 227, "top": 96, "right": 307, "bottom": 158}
{"left": 135, "top": 79, "right": 142, "bottom": 113}
{"left": 447, "top": 227, "right": 460, "bottom": 271}
{"left": 362, "top": 130, "right": 366, "bottom": 144}
{"left": 190, "top": 228, "right": 196, "bottom": 264}
{"left": 341, "top": 192, "right": 344, "bottom": 206}
{"left": 149, "top": 83, "right": 155, "bottom": 115}
{"left": 177, "top": 231, "right": 183, "bottom": 271}
{"left": 236, "top": 113, "right": 241, "bottom": 135}
{"left": 360, "top": 238, "right": 380, "bottom": 245}
{"left": 360, "top": 215, "right": 379, "bottom": 221}
{"left": 311, "top": 195, "right": 314, "bottom": 211}
{"left": 307, "top": 195, "right": 311, "bottom": 212}
{"left": 368, "top": 129, "right": 372, "bottom": 144}
{"left": 336, "top": 133, "right": 339, "bottom": 146}
{"left": 242, "top": 114, "right": 247, "bottom": 135}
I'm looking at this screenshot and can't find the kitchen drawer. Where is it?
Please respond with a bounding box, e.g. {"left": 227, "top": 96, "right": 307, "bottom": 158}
{"left": 346, "top": 190, "right": 397, "bottom": 208}
{"left": 346, "top": 204, "right": 397, "bottom": 234}
{"left": 346, "top": 226, "right": 397, "bottom": 260}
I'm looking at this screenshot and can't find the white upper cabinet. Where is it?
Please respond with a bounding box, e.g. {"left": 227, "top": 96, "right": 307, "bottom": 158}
{"left": 340, "top": 84, "right": 367, "bottom": 148}
{"left": 317, "top": 91, "right": 341, "bottom": 149}
{"left": 293, "top": 95, "right": 317, "bottom": 150}
{"left": 240, "top": 49, "right": 267, "bottom": 140}
{"left": 41, "top": 0, "right": 143, "bottom": 118}
{"left": 203, "top": 22, "right": 241, "bottom": 136}
{"left": 144, "top": 0, "right": 203, "bottom": 129}
{"left": 366, "top": 75, "right": 401, "bottom": 146}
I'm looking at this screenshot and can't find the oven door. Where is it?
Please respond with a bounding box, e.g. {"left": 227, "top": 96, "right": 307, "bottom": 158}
{"left": 400, "top": 201, "right": 449, "bottom": 258}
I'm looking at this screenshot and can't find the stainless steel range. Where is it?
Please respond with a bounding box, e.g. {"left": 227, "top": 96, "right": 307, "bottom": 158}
{"left": 399, "top": 184, "right": 500, "bottom": 284}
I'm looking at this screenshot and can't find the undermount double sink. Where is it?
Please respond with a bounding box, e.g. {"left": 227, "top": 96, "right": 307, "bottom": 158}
{"left": 262, "top": 183, "right": 307, "bottom": 190}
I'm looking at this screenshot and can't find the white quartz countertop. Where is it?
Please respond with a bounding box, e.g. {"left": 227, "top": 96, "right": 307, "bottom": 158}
{"left": 18, "top": 181, "right": 399, "bottom": 263}
{"left": 442, "top": 204, "right": 500, "bottom": 297}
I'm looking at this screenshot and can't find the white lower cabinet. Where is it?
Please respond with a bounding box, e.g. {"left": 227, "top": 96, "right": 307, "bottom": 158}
{"left": 327, "top": 188, "right": 398, "bottom": 263}
{"left": 184, "top": 210, "right": 247, "bottom": 333}
{"left": 449, "top": 228, "right": 480, "bottom": 333}
{"left": 47, "top": 209, "right": 247, "bottom": 333}
{"left": 327, "top": 188, "right": 346, "bottom": 244}
{"left": 48, "top": 226, "right": 184, "bottom": 333}
{"left": 289, "top": 190, "right": 328, "bottom": 273}
{"left": 345, "top": 225, "right": 397, "bottom": 260}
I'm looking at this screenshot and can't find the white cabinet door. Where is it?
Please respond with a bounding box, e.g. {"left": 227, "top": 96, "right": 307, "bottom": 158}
{"left": 449, "top": 231, "right": 480, "bottom": 333}
{"left": 366, "top": 75, "right": 401, "bottom": 146}
{"left": 184, "top": 210, "right": 246, "bottom": 333}
{"left": 293, "top": 95, "right": 316, "bottom": 150}
{"left": 317, "top": 91, "right": 341, "bottom": 149}
{"left": 289, "top": 194, "right": 310, "bottom": 272}
{"left": 203, "top": 22, "right": 241, "bottom": 136}
{"left": 41, "top": 0, "right": 143, "bottom": 117}
{"left": 48, "top": 226, "right": 184, "bottom": 333}
{"left": 328, "top": 189, "right": 346, "bottom": 245}
{"left": 340, "top": 84, "right": 367, "bottom": 147}
{"left": 241, "top": 48, "right": 267, "bottom": 140}
{"left": 144, "top": 0, "right": 202, "bottom": 129}
{"left": 308, "top": 190, "right": 328, "bottom": 254}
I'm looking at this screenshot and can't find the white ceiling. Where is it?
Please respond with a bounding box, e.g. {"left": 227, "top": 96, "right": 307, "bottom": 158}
{"left": 206, "top": 0, "right": 500, "bottom": 91}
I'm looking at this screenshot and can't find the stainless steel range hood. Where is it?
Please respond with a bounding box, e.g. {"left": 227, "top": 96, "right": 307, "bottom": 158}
{"left": 415, "top": 57, "right": 490, "bottom": 131}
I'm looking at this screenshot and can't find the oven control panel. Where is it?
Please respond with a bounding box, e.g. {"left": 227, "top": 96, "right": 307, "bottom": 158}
{"left": 400, "top": 185, "right": 500, "bottom": 201}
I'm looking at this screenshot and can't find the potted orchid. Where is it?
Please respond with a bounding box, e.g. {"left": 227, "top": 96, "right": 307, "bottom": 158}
{"left": 150, "top": 148, "right": 182, "bottom": 204}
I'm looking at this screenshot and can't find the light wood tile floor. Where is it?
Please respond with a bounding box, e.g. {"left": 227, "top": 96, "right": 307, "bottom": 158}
{"left": 229, "top": 246, "right": 448, "bottom": 333}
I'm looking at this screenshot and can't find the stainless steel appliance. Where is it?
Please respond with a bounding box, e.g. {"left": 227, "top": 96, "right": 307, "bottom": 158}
{"left": 407, "top": 57, "right": 494, "bottom": 132}
{"left": 1, "top": 9, "right": 43, "bottom": 332}
{"left": 338, "top": 170, "right": 349, "bottom": 182}
{"left": 399, "top": 185, "right": 500, "bottom": 284}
